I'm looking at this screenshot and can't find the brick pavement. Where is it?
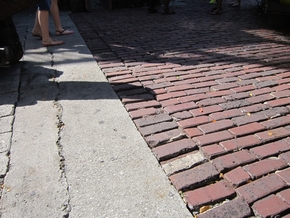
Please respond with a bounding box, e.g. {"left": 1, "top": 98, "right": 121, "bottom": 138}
{"left": 70, "top": 0, "right": 290, "bottom": 217}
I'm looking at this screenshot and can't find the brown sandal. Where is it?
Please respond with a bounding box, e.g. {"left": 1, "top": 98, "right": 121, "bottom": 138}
{"left": 55, "top": 29, "right": 74, "bottom": 36}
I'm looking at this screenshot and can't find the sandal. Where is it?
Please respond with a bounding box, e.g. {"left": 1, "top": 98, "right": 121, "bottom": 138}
{"left": 55, "top": 29, "right": 74, "bottom": 36}
{"left": 162, "top": 9, "right": 176, "bottom": 15}
{"left": 42, "top": 39, "right": 64, "bottom": 47}
{"left": 209, "top": 9, "right": 222, "bottom": 14}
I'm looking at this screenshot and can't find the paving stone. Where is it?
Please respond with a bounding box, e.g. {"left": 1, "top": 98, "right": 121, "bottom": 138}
{"left": 193, "top": 131, "right": 234, "bottom": 147}
{"left": 146, "top": 129, "right": 185, "bottom": 148}
{"left": 125, "top": 100, "right": 160, "bottom": 111}
{"left": 139, "top": 121, "right": 178, "bottom": 136}
{"left": 162, "top": 151, "right": 206, "bottom": 176}
{"left": 129, "top": 107, "right": 159, "bottom": 119}
{"left": 0, "top": 153, "right": 9, "bottom": 177}
{"left": 250, "top": 140, "right": 290, "bottom": 159}
{"left": 134, "top": 113, "right": 172, "bottom": 127}
{"left": 189, "top": 105, "right": 223, "bottom": 117}
{"left": 236, "top": 174, "right": 287, "bottom": 204}
{"left": 212, "top": 150, "right": 256, "bottom": 172}
{"left": 229, "top": 122, "right": 265, "bottom": 136}
{"left": 246, "top": 93, "right": 275, "bottom": 104}
{"left": 209, "top": 109, "right": 244, "bottom": 121}
{"left": 197, "top": 197, "right": 252, "bottom": 218}
{"left": 198, "top": 120, "right": 234, "bottom": 134}
{"left": 279, "top": 151, "right": 290, "bottom": 167}
{"left": 152, "top": 139, "right": 198, "bottom": 161}
{"left": 219, "top": 100, "right": 251, "bottom": 110}
{"left": 184, "top": 127, "right": 203, "bottom": 138}
{"left": 255, "top": 127, "right": 290, "bottom": 143}
{"left": 244, "top": 157, "right": 288, "bottom": 179}
{"left": 164, "top": 102, "right": 198, "bottom": 114}
{"left": 232, "top": 111, "right": 268, "bottom": 126}
{"left": 184, "top": 180, "right": 236, "bottom": 211}
{"left": 200, "top": 144, "right": 226, "bottom": 159}
{"left": 261, "top": 116, "right": 290, "bottom": 129}
{"left": 265, "top": 98, "right": 290, "bottom": 107}
{"left": 156, "top": 91, "right": 187, "bottom": 101}
{"left": 0, "top": 116, "right": 13, "bottom": 134}
{"left": 252, "top": 195, "right": 290, "bottom": 218}
{"left": 177, "top": 116, "right": 213, "bottom": 129}
{"left": 220, "top": 135, "right": 261, "bottom": 151}
{"left": 169, "top": 162, "right": 219, "bottom": 191}
{"left": 224, "top": 166, "right": 251, "bottom": 188}
{"left": 178, "top": 94, "right": 208, "bottom": 103}
{"left": 0, "top": 132, "right": 12, "bottom": 153}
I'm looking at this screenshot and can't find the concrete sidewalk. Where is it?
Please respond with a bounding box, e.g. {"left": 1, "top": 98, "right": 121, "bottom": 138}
{"left": 0, "top": 9, "right": 192, "bottom": 218}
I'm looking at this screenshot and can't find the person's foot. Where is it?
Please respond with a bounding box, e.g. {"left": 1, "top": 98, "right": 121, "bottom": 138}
{"left": 42, "top": 39, "right": 64, "bottom": 47}
{"left": 55, "top": 29, "right": 74, "bottom": 36}
{"left": 32, "top": 30, "right": 42, "bottom": 39}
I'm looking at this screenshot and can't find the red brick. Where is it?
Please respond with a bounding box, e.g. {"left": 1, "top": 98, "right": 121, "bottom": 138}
{"left": 166, "top": 84, "right": 193, "bottom": 92}
{"left": 171, "top": 111, "right": 192, "bottom": 120}
{"left": 277, "top": 167, "right": 290, "bottom": 186}
{"left": 238, "top": 73, "right": 262, "bottom": 80}
{"left": 139, "top": 121, "right": 178, "bottom": 136}
{"left": 232, "top": 112, "right": 267, "bottom": 126}
{"left": 219, "top": 100, "right": 251, "bottom": 110}
{"left": 229, "top": 122, "right": 265, "bottom": 136}
{"left": 236, "top": 174, "right": 287, "bottom": 204}
{"left": 160, "top": 98, "right": 180, "bottom": 107}
{"left": 210, "top": 109, "right": 244, "bottom": 121}
{"left": 194, "top": 130, "right": 234, "bottom": 146}
{"left": 207, "top": 90, "right": 234, "bottom": 98}
{"left": 156, "top": 91, "right": 186, "bottom": 101}
{"left": 246, "top": 94, "right": 275, "bottom": 104}
{"left": 271, "top": 90, "right": 290, "bottom": 98}
{"left": 184, "top": 127, "right": 203, "bottom": 138}
{"left": 212, "top": 150, "right": 256, "bottom": 172}
{"left": 279, "top": 152, "right": 290, "bottom": 170}
{"left": 177, "top": 116, "right": 213, "bottom": 129}
{"left": 252, "top": 195, "right": 290, "bottom": 218}
{"left": 178, "top": 93, "right": 208, "bottom": 103}
{"left": 250, "top": 140, "right": 290, "bottom": 159}
{"left": 145, "top": 129, "right": 185, "bottom": 148}
{"left": 248, "top": 87, "right": 273, "bottom": 96}
{"left": 164, "top": 102, "right": 198, "bottom": 114}
{"left": 265, "top": 98, "right": 290, "bottom": 107}
{"left": 244, "top": 158, "right": 287, "bottom": 179}
{"left": 185, "top": 87, "right": 209, "bottom": 95}
{"left": 169, "top": 162, "right": 219, "bottom": 191}
{"left": 184, "top": 180, "right": 235, "bottom": 210}
{"left": 198, "top": 120, "right": 234, "bottom": 134}
{"left": 277, "top": 71, "right": 290, "bottom": 79}
{"left": 231, "top": 84, "right": 256, "bottom": 93}
{"left": 129, "top": 107, "right": 159, "bottom": 119}
{"left": 125, "top": 100, "right": 160, "bottom": 111}
{"left": 277, "top": 189, "right": 290, "bottom": 204}
{"left": 261, "top": 116, "right": 290, "bottom": 129}
{"left": 262, "top": 107, "right": 289, "bottom": 118}
{"left": 211, "top": 83, "right": 239, "bottom": 91}
{"left": 223, "top": 92, "right": 250, "bottom": 101}
{"left": 152, "top": 139, "right": 197, "bottom": 161}
{"left": 190, "top": 105, "right": 223, "bottom": 117}
{"left": 134, "top": 113, "right": 172, "bottom": 127}
{"left": 273, "top": 84, "right": 290, "bottom": 91}
{"left": 197, "top": 197, "right": 252, "bottom": 218}
{"left": 121, "top": 93, "right": 154, "bottom": 103}
{"left": 193, "top": 81, "right": 218, "bottom": 89}
{"left": 255, "top": 127, "right": 290, "bottom": 143}
{"left": 240, "top": 103, "right": 268, "bottom": 113}
{"left": 197, "top": 97, "right": 226, "bottom": 108}
{"left": 200, "top": 144, "right": 226, "bottom": 159}
{"left": 220, "top": 135, "right": 261, "bottom": 151}
{"left": 224, "top": 166, "right": 251, "bottom": 188}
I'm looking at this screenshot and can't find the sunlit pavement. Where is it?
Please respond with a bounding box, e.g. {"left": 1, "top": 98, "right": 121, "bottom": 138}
{"left": 70, "top": 0, "right": 290, "bottom": 217}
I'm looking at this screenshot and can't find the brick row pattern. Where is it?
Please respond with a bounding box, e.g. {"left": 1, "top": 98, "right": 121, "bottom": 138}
{"left": 70, "top": 0, "right": 290, "bottom": 216}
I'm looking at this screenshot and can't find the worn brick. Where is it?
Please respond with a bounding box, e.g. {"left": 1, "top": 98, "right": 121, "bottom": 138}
{"left": 169, "top": 162, "right": 219, "bottom": 191}
{"left": 229, "top": 122, "right": 265, "bottom": 136}
{"left": 197, "top": 97, "right": 226, "bottom": 107}
{"left": 162, "top": 151, "right": 206, "bottom": 176}
{"left": 129, "top": 107, "right": 159, "bottom": 119}
{"left": 139, "top": 121, "right": 178, "bottom": 136}
{"left": 262, "top": 107, "right": 290, "bottom": 119}
{"left": 210, "top": 109, "right": 244, "bottom": 121}
{"left": 177, "top": 116, "right": 213, "bottom": 129}
{"left": 146, "top": 129, "right": 185, "bottom": 148}
{"left": 255, "top": 127, "right": 290, "bottom": 143}
{"left": 224, "top": 166, "right": 251, "bottom": 188}
{"left": 236, "top": 174, "right": 287, "bottom": 204}
{"left": 248, "top": 87, "right": 273, "bottom": 96}
{"left": 277, "top": 189, "right": 290, "bottom": 204}
{"left": 279, "top": 151, "right": 290, "bottom": 166}
{"left": 271, "top": 90, "right": 290, "bottom": 98}
{"left": 197, "top": 197, "right": 252, "bottom": 218}
{"left": 261, "top": 116, "right": 290, "bottom": 130}
{"left": 198, "top": 120, "right": 234, "bottom": 134}
{"left": 265, "top": 98, "right": 290, "bottom": 107}
{"left": 252, "top": 195, "right": 290, "bottom": 218}
{"left": 171, "top": 111, "right": 192, "bottom": 120}
{"left": 244, "top": 157, "right": 287, "bottom": 179}
{"left": 219, "top": 100, "right": 251, "bottom": 110}
{"left": 156, "top": 91, "right": 187, "bottom": 101}
{"left": 190, "top": 105, "right": 223, "bottom": 117}
{"left": 164, "top": 102, "right": 198, "bottom": 114}
{"left": 220, "top": 135, "right": 261, "bottom": 151}
{"left": 178, "top": 93, "right": 208, "bottom": 103}
{"left": 232, "top": 112, "right": 267, "bottom": 126}
{"left": 212, "top": 150, "right": 256, "bottom": 172}
{"left": 134, "top": 113, "right": 172, "bottom": 127}
{"left": 160, "top": 98, "right": 180, "bottom": 107}
{"left": 250, "top": 140, "right": 290, "bottom": 159}
{"left": 211, "top": 83, "right": 239, "bottom": 91}
{"left": 194, "top": 131, "right": 234, "bottom": 147}
{"left": 152, "top": 139, "right": 197, "bottom": 161}
{"left": 184, "top": 180, "right": 235, "bottom": 210}
{"left": 207, "top": 90, "right": 233, "bottom": 98}
{"left": 254, "top": 80, "right": 278, "bottom": 89}
{"left": 240, "top": 103, "right": 268, "bottom": 113}
{"left": 184, "top": 127, "right": 203, "bottom": 138}
{"left": 125, "top": 100, "right": 160, "bottom": 111}
{"left": 200, "top": 144, "right": 226, "bottom": 159}
{"left": 193, "top": 81, "right": 217, "bottom": 88}
{"left": 246, "top": 93, "right": 275, "bottom": 104}
{"left": 231, "top": 84, "right": 256, "bottom": 93}
{"left": 223, "top": 92, "right": 250, "bottom": 101}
